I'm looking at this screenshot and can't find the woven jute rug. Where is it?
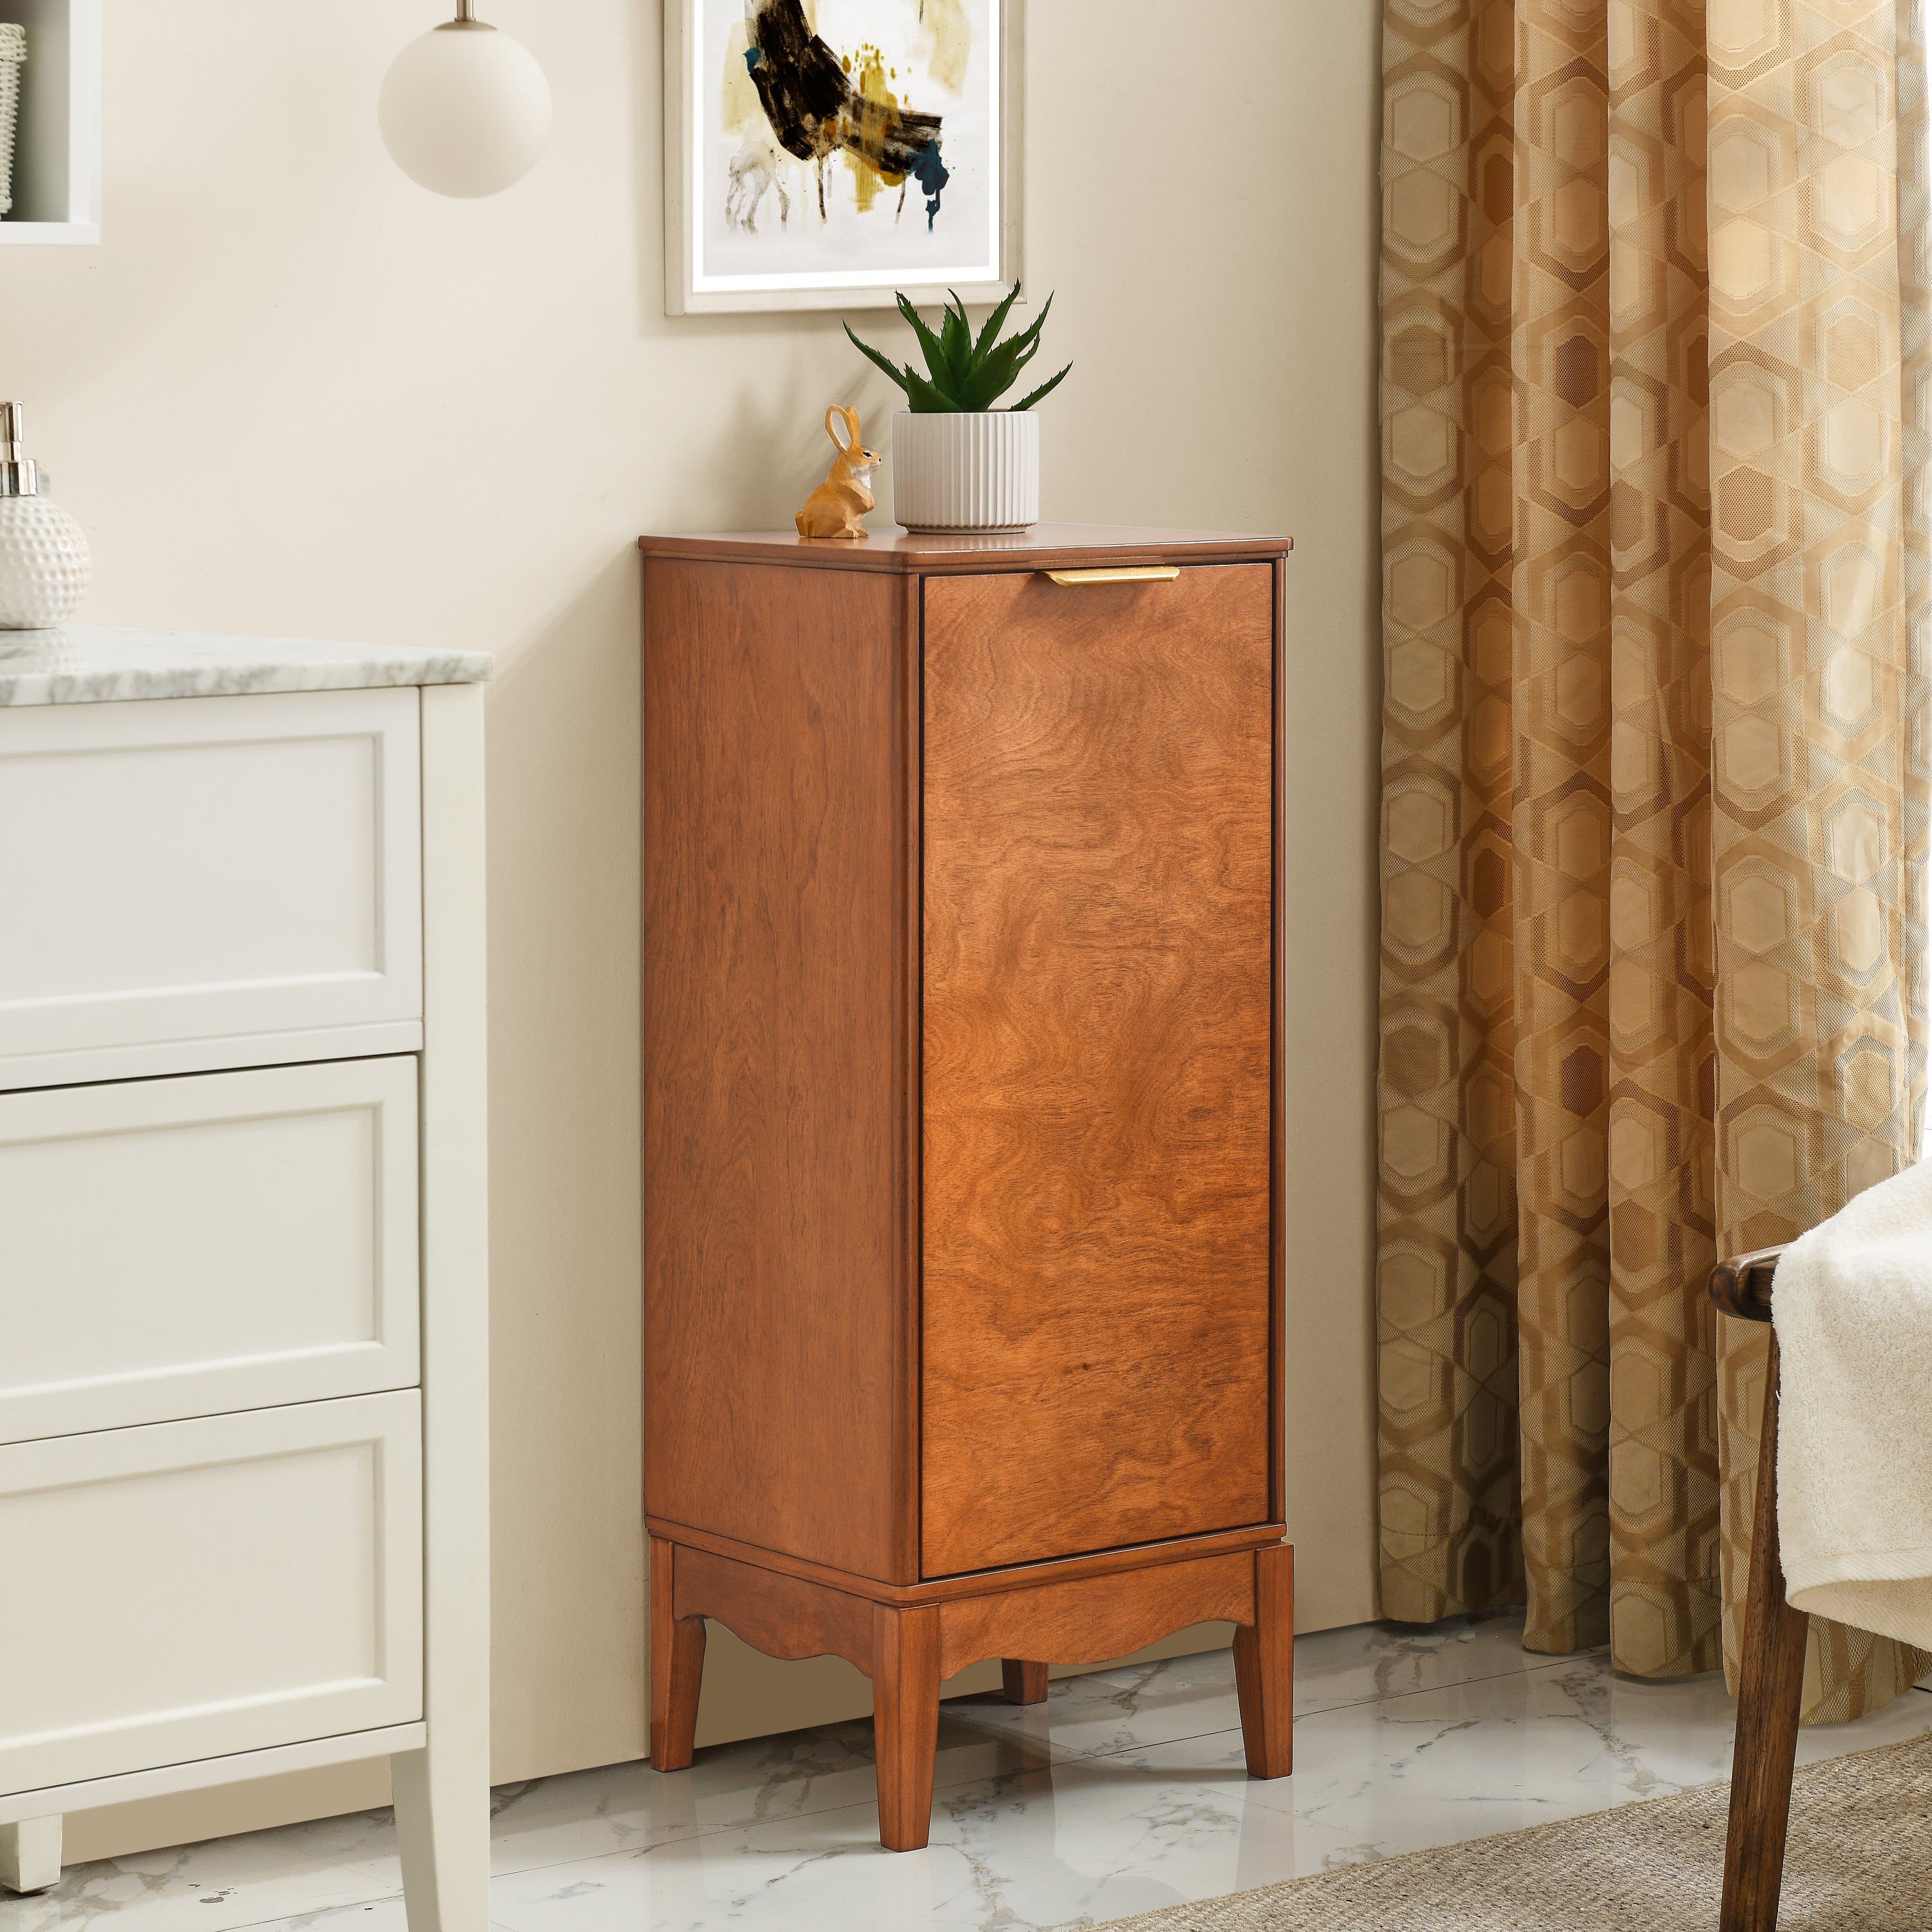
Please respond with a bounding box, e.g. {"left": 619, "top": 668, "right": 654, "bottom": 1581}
{"left": 1097, "top": 1731, "right": 1932, "bottom": 1929}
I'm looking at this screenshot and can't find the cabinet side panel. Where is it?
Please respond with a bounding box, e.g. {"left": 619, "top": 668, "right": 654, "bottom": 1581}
{"left": 643, "top": 559, "right": 902, "bottom": 1581}
{"left": 922, "top": 565, "right": 1276, "bottom": 1577}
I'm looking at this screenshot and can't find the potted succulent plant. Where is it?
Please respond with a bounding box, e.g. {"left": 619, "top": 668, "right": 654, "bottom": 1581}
{"left": 845, "top": 284, "right": 1070, "bottom": 533}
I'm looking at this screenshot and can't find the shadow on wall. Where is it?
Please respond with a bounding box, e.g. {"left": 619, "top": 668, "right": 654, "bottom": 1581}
{"left": 685, "top": 351, "right": 906, "bottom": 533}
{"left": 482, "top": 551, "right": 650, "bottom": 1777}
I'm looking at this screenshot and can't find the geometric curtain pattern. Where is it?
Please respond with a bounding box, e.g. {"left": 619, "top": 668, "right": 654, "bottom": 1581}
{"left": 1381, "top": 0, "right": 1931, "bottom": 1719}
{"left": 1707, "top": 0, "right": 1932, "bottom": 1716}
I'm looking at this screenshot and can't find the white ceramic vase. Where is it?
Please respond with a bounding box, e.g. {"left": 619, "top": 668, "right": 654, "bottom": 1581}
{"left": 0, "top": 493, "right": 91, "bottom": 630}
{"left": 891, "top": 409, "right": 1039, "bottom": 533}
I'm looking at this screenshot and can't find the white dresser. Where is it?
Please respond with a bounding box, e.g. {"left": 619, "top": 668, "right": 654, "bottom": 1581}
{"left": 0, "top": 629, "right": 491, "bottom": 1931}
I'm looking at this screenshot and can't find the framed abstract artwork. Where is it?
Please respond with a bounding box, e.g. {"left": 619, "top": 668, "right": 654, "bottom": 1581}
{"left": 664, "top": 0, "right": 1022, "bottom": 314}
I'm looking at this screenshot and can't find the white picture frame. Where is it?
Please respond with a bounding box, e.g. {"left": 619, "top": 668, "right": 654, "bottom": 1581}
{"left": 664, "top": 0, "right": 1023, "bottom": 316}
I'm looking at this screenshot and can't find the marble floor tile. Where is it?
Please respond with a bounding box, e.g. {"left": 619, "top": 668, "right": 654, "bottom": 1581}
{"left": 936, "top": 1611, "right": 1544, "bottom": 1767}
{"left": 8, "top": 1619, "right": 1930, "bottom": 1932}
{"left": 0, "top": 1716, "right": 1059, "bottom": 1932}
{"left": 488, "top": 1703, "right": 1061, "bottom": 1872}
{"left": 1291, "top": 1610, "right": 1562, "bottom": 1713}
{"left": 1247, "top": 1653, "right": 1932, "bottom": 1862}
{"left": 0, "top": 1808, "right": 408, "bottom": 1932}
{"left": 460, "top": 1660, "right": 1932, "bottom": 1932}
{"left": 481, "top": 1754, "right": 1354, "bottom": 1932}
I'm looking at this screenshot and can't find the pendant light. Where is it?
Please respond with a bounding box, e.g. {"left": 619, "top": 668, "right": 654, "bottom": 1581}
{"left": 379, "top": 0, "right": 551, "bottom": 199}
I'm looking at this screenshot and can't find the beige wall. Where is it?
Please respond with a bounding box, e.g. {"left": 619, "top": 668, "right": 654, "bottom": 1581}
{"left": 5, "top": 0, "right": 1383, "bottom": 1863}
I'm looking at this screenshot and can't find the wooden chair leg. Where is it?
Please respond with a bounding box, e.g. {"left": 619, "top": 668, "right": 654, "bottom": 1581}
{"left": 1000, "top": 1659, "right": 1050, "bottom": 1705}
{"left": 873, "top": 1603, "right": 942, "bottom": 1852}
{"left": 1233, "top": 1542, "right": 1294, "bottom": 1778}
{"left": 1721, "top": 1332, "right": 1810, "bottom": 1932}
{"left": 649, "top": 1536, "right": 708, "bottom": 1772}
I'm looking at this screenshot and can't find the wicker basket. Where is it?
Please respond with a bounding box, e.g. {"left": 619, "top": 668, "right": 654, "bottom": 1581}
{"left": 0, "top": 23, "right": 24, "bottom": 220}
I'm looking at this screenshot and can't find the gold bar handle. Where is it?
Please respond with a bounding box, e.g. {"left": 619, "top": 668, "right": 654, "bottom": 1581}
{"left": 1043, "top": 566, "right": 1183, "bottom": 585}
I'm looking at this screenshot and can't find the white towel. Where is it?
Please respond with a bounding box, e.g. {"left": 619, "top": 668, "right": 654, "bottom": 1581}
{"left": 1776, "top": 1155, "right": 1932, "bottom": 1649}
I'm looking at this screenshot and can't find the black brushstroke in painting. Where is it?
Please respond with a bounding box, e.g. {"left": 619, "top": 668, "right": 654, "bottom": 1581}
{"left": 744, "top": 0, "right": 947, "bottom": 221}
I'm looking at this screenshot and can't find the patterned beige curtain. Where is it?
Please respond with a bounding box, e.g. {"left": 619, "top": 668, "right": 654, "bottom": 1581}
{"left": 1380, "top": 0, "right": 1931, "bottom": 1718}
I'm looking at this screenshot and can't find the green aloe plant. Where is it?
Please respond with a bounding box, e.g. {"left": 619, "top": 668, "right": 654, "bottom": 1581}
{"left": 845, "top": 283, "right": 1072, "bottom": 414}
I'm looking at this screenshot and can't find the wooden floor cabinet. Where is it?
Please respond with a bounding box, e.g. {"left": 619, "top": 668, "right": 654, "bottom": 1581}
{"left": 639, "top": 527, "right": 1294, "bottom": 1851}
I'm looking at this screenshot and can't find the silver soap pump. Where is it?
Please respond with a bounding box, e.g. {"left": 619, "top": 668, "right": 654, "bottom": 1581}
{"left": 0, "top": 402, "right": 40, "bottom": 497}
{"left": 0, "top": 402, "right": 91, "bottom": 629}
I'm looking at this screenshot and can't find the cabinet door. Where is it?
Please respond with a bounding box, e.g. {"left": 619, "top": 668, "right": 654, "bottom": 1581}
{"left": 0, "top": 687, "right": 422, "bottom": 1075}
{"left": 0, "top": 1057, "right": 421, "bottom": 1443}
{"left": 0, "top": 1393, "right": 422, "bottom": 1794}
{"left": 922, "top": 565, "right": 1276, "bottom": 1576}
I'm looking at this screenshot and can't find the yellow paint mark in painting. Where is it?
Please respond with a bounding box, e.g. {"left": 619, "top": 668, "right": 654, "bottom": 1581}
{"left": 844, "top": 42, "right": 904, "bottom": 213}
{"left": 720, "top": 18, "right": 760, "bottom": 134}
{"left": 919, "top": 0, "right": 971, "bottom": 97}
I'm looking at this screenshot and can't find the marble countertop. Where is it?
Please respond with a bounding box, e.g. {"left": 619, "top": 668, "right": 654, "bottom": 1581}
{"left": 0, "top": 625, "right": 493, "bottom": 708}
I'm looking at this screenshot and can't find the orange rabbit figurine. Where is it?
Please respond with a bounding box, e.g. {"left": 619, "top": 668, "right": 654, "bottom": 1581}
{"left": 795, "top": 404, "right": 879, "bottom": 540}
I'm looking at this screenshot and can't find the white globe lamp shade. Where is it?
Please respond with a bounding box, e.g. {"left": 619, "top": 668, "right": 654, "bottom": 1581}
{"left": 379, "top": 8, "right": 551, "bottom": 199}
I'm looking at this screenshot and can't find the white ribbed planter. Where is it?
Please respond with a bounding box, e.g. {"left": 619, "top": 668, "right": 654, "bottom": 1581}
{"left": 891, "top": 410, "right": 1039, "bottom": 533}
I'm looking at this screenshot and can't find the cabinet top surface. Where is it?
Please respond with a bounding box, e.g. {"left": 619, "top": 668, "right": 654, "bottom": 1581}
{"left": 0, "top": 627, "right": 494, "bottom": 710}
{"left": 638, "top": 524, "right": 1292, "bottom": 574}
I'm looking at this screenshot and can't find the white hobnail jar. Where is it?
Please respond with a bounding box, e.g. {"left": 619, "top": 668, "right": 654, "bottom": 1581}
{"left": 0, "top": 402, "right": 90, "bottom": 630}
{"left": 0, "top": 493, "right": 90, "bottom": 630}
{"left": 890, "top": 410, "right": 1039, "bottom": 533}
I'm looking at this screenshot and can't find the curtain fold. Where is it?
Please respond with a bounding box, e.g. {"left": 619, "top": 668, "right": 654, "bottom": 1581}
{"left": 1380, "top": 0, "right": 1931, "bottom": 1718}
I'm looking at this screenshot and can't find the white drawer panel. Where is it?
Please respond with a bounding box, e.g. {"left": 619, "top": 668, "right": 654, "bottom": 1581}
{"left": 0, "top": 1393, "right": 422, "bottom": 1795}
{"left": 0, "top": 1058, "right": 421, "bottom": 1444}
{"left": 0, "top": 688, "right": 422, "bottom": 1070}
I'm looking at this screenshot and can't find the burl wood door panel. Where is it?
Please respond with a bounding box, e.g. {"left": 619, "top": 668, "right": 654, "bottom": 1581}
{"left": 920, "top": 565, "right": 1276, "bottom": 1577}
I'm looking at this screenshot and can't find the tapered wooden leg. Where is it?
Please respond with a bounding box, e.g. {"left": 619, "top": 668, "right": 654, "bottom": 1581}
{"left": 1721, "top": 1336, "right": 1809, "bottom": 1932}
{"left": 1001, "top": 1659, "right": 1050, "bottom": 1705}
{"left": 649, "top": 1535, "right": 708, "bottom": 1772}
{"left": 0, "top": 1817, "right": 61, "bottom": 1895}
{"left": 1233, "top": 1542, "right": 1294, "bottom": 1778}
{"left": 873, "top": 1602, "right": 942, "bottom": 1852}
{"left": 391, "top": 1742, "right": 488, "bottom": 1932}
